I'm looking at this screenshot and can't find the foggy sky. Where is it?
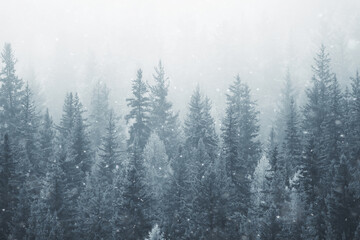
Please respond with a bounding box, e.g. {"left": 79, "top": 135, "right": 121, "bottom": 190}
{"left": 1, "top": 0, "right": 360, "bottom": 138}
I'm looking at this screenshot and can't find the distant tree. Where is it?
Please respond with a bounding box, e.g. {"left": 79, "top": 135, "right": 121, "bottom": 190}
{"left": 348, "top": 71, "right": 360, "bottom": 240}
{"left": 184, "top": 87, "right": 218, "bottom": 160}
{"left": 126, "top": 69, "right": 151, "bottom": 152}
{"left": 221, "top": 76, "right": 261, "bottom": 238}
{"left": 77, "top": 173, "right": 113, "bottom": 240}
{"left": 57, "top": 93, "right": 92, "bottom": 238}
{"left": 143, "top": 133, "right": 169, "bottom": 222}
{"left": 149, "top": 61, "right": 181, "bottom": 160}
{"left": 326, "top": 154, "right": 353, "bottom": 239}
{"left": 162, "top": 146, "right": 191, "bottom": 239}
{"left": 275, "top": 70, "right": 296, "bottom": 144}
{"left": 0, "top": 43, "right": 24, "bottom": 137}
{"left": 89, "top": 80, "right": 110, "bottom": 150}
{"left": 98, "top": 110, "right": 123, "bottom": 185}
{"left": 282, "top": 97, "right": 302, "bottom": 182}
{"left": 121, "top": 141, "right": 151, "bottom": 240}
{"left": 0, "top": 134, "right": 19, "bottom": 239}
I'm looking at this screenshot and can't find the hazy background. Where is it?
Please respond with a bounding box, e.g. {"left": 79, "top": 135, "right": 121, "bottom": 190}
{"left": 2, "top": 0, "right": 360, "bottom": 138}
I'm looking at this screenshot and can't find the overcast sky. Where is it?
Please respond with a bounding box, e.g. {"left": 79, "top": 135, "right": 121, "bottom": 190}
{"left": 1, "top": 0, "right": 360, "bottom": 138}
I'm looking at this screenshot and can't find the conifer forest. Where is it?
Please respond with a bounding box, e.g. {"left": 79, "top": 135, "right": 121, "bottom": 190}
{"left": 1, "top": 1, "right": 360, "bottom": 239}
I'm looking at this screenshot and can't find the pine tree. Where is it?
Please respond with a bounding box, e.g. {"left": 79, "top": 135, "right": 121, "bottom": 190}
{"left": 260, "top": 145, "right": 290, "bottom": 240}
{"left": 348, "top": 71, "right": 360, "bottom": 240}
{"left": 184, "top": 86, "right": 204, "bottom": 149}
{"left": 143, "top": 132, "right": 169, "bottom": 223}
{"left": 56, "top": 93, "right": 92, "bottom": 239}
{"left": 121, "top": 141, "right": 151, "bottom": 240}
{"left": 149, "top": 61, "right": 181, "bottom": 160}
{"left": 77, "top": 173, "right": 113, "bottom": 240}
{"left": 283, "top": 97, "right": 302, "bottom": 183}
{"left": 33, "top": 156, "right": 66, "bottom": 240}
{"left": 188, "top": 139, "right": 226, "bottom": 239}
{"left": 126, "top": 69, "right": 151, "bottom": 152}
{"left": 275, "top": 70, "right": 296, "bottom": 144}
{"left": 326, "top": 154, "right": 353, "bottom": 239}
{"left": 184, "top": 87, "right": 218, "bottom": 160}
{"left": 98, "top": 109, "right": 122, "bottom": 185}
{"left": 221, "top": 76, "right": 261, "bottom": 238}
{"left": 39, "top": 109, "right": 55, "bottom": 176}
{"left": 0, "top": 43, "right": 24, "bottom": 137}
{"left": 89, "top": 80, "right": 110, "bottom": 150}
{"left": 162, "top": 146, "right": 191, "bottom": 239}
{"left": 30, "top": 109, "right": 66, "bottom": 239}
{"left": 0, "top": 134, "right": 19, "bottom": 239}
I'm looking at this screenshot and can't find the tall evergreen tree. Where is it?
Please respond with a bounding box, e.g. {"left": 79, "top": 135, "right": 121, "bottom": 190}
{"left": 143, "top": 132, "right": 169, "bottom": 223}
{"left": 184, "top": 87, "right": 218, "bottom": 160}
{"left": 121, "top": 141, "right": 151, "bottom": 240}
{"left": 89, "top": 80, "right": 110, "bottom": 150}
{"left": 221, "top": 76, "right": 261, "bottom": 238}
{"left": 0, "top": 134, "right": 19, "bottom": 239}
{"left": 149, "top": 61, "right": 181, "bottom": 160}
{"left": 275, "top": 70, "right": 296, "bottom": 144}
{"left": 282, "top": 97, "right": 302, "bottom": 183}
{"left": 162, "top": 146, "right": 191, "bottom": 239}
{"left": 348, "top": 71, "right": 360, "bottom": 238}
{"left": 121, "top": 69, "right": 153, "bottom": 239}
{"left": 0, "top": 43, "right": 24, "bottom": 137}
{"left": 98, "top": 109, "right": 122, "bottom": 185}
{"left": 126, "top": 69, "right": 151, "bottom": 152}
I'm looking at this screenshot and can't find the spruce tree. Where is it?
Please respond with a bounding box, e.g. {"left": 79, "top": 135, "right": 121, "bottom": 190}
{"left": 184, "top": 87, "right": 218, "bottom": 160}
{"left": 122, "top": 141, "right": 151, "bottom": 240}
{"left": 0, "top": 43, "right": 24, "bottom": 137}
{"left": 143, "top": 132, "right": 169, "bottom": 223}
{"left": 149, "top": 61, "right": 181, "bottom": 160}
{"left": 275, "top": 70, "right": 296, "bottom": 144}
{"left": 126, "top": 69, "right": 151, "bottom": 152}
{"left": 0, "top": 134, "right": 19, "bottom": 239}
{"left": 326, "top": 154, "right": 353, "bottom": 239}
{"left": 221, "top": 76, "right": 261, "bottom": 238}
{"left": 283, "top": 97, "right": 302, "bottom": 182}
{"left": 89, "top": 80, "right": 110, "bottom": 150}
{"left": 98, "top": 109, "right": 122, "bottom": 185}
{"left": 162, "top": 146, "right": 191, "bottom": 239}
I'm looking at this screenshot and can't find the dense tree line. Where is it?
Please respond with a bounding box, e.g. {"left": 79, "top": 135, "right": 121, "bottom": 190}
{"left": 0, "top": 42, "right": 359, "bottom": 239}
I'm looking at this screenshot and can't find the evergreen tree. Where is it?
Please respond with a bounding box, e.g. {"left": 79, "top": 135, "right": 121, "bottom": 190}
{"left": 0, "top": 43, "right": 24, "bottom": 137}
{"left": 98, "top": 109, "right": 122, "bottom": 185}
{"left": 77, "top": 173, "right": 113, "bottom": 240}
{"left": 143, "top": 132, "right": 169, "bottom": 223}
{"left": 283, "top": 97, "right": 302, "bottom": 183}
{"left": 56, "top": 93, "right": 92, "bottom": 239}
{"left": 126, "top": 69, "right": 151, "bottom": 152}
{"left": 149, "top": 61, "right": 181, "bottom": 160}
{"left": 0, "top": 134, "right": 19, "bottom": 239}
{"left": 162, "top": 146, "right": 191, "bottom": 239}
{"left": 89, "top": 80, "right": 110, "bottom": 150}
{"left": 184, "top": 87, "right": 218, "bottom": 160}
{"left": 348, "top": 71, "right": 360, "bottom": 240}
{"left": 121, "top": 141, "right": 151, "bottom": 240}
{"left": 275, "top": 70, "right": 296, "bottom": 144}
{"left": 260, "top": 145, "right": 290, "bottom": 240}
{"left": 326, "top": 154, "right": 353, "bottom": 239}
{"left": 39, "top": 109, "right": 55, "bottom": 175}
{"left": 221, "top": 76, "right": 261, "bottom": 238}
{"left": 188, "top": 139, "right": 226, "bottom": 239}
